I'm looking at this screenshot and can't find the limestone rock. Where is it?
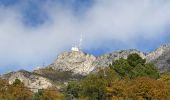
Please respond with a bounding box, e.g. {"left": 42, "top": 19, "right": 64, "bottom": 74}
{"left": 1, "top": 70, "right": 53, "bottom": 92}
{"left": 48, "top": 51, "right": 96, "bottom": 75}
{"left": 95, "top": 49, "right": 146, "bottom": 68}
{"left": 146, "top": 44, "right": 170, "bottom": 72}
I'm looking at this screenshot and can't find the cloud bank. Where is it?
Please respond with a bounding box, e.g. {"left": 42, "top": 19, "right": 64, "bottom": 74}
{"left": 0, "top": 0, "right": 170, "bottom": 73}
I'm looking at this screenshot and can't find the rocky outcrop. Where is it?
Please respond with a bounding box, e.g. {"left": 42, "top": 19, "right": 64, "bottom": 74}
{"left": 48, "top": 51, "right": 96, "bottom": 75}
{"left": 0, "top": 70, "right": 53, "bottom": 92}
{"left": 45, "top": 49, "right": 147, "bottom": 75}
{"left": 146, "top": 45, "right": 170, "bottom": 72}
{"left": 95, "top": 49, "right": 146, "bottom": 68}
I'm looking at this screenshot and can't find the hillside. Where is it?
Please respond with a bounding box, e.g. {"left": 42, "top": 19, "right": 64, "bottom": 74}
{"left": 146, "top": 44, "right": 170, "bottom": 72}
{"left": 1, "top": 44, "right": 170, "bottom": 91}
{"left": 0, "top": 70, "right": 53, "bottom": 92}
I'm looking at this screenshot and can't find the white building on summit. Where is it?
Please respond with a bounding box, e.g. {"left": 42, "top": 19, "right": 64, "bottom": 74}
{"left": 71, "top": 46, "right": 79, "bottom": 51}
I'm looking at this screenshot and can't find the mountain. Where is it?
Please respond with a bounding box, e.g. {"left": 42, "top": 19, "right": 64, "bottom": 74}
{"left": 0, "top": 70, "right": 53, "bottom": 92}
{"left": 44, "top": 49, "right": 146, "bottom": 75}
{"left": 33, "top": 67, "right": 84, "bottom": 83}
{"left": 1, "top": 44, "right": 170, "bottom": 91}
{"left": 95, "top": 49, "right": 146, "bottom": 68}
{"left": 146, "top": 44, "right": 170, "bottom": 72}
{"left": 47, "top": 51, "right": 96, "bottom": 75}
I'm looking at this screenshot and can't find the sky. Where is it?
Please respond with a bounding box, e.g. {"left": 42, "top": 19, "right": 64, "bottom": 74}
{"left": 0, "top": 0, "right": 170, "bottom": 74}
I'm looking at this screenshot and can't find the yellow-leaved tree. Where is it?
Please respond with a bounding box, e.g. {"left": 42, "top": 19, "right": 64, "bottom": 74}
{"left": 107, "top": 77, "right": 170, "bottom": 100}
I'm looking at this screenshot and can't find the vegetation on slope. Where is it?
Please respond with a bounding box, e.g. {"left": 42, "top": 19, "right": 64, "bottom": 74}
{"left": 0, "top": 79, "right": 63, "bottom": 100}
{"left": 33, "top": 67, "right": 84, "bottom": 83}
{"left": 64, "top": 53, "right": 170, "bottom": 100}
{"left": 0, "top": 53, "right": 170, "bottom": 100}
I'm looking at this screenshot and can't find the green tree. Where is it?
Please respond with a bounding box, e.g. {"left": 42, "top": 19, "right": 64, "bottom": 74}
{"left": 111, "top": 53, "right": 159, "bottom": 79}
{"left": 144, "top": 63, "right": 159, "bottom": 78}
{"left": 113, "top": 58, "right": 132, "bottom": 78}
{"left": 127, "top": 53, "right": 146, "bottom": 67}
{"left": 12, "top": 78, "right": 22, "bottom": 85}
{"left": 64, "top": 67, "right": 119, "bottom": 100}
{"left": 65, "top": 81, "right": 81, "bottom": 99}
{"left": 97, "top": 67, "right": 119, "bottom": 86}
{"left": 81, "top": 74, "right": 107, "bottom": 100}
{"left": 131, "top": 63, "right": 159, "bottom": 79}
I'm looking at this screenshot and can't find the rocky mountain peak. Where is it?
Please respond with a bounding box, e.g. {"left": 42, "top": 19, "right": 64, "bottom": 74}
{"left": 48, "top": 50, "right": 96, "bottom": 75}
{"left": 146, "top": 44, "right": 170, "bottom": 62}
{"left": 146, "top": 44, "right": 170, "bottom": 72}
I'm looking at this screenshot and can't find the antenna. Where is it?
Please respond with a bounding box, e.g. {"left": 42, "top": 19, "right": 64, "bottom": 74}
{"left": 71, "top": 33, "right": 83, "bottom": 52}
{"left": 42, "top": 62, "right": 45, "bottom": 67}
{"left": 79, "top": 34, "right": 83, "bottom": 49}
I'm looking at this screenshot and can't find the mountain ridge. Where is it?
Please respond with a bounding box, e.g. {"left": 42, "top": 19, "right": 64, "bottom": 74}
{"left": 1, "top": 44, "right": 170, "bottom": 91}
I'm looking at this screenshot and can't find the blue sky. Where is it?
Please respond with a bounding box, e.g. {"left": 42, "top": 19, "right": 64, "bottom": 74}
{"left": 0, "top": 0, "right": 170, "bottom": 74}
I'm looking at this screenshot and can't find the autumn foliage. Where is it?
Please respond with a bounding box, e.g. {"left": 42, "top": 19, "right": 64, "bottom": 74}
{"left": 0, "top": 79, "right": 63, "bottom": 100}
{"left": 107, "top": 77, "right": 170, "bottom": 100}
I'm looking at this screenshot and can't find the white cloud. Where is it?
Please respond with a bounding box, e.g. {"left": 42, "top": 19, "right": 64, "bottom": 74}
{"left": 0, "top": 0, "right": 170, "bottom": 73}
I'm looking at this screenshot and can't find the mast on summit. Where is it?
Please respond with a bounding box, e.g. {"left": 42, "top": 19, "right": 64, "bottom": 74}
{"left": 79, "top": 34, "right": 83, "bottom": 49}
{"left": 71, "top": 34, "right": 83, "bottom": 52}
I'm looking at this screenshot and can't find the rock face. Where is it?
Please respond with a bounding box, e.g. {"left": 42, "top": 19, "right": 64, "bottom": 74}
{"left": 0, "top": 70, "right": 53, "bottom": 92}
{"left": 146, "top": 45, "right": 170, "bottom": 72}
{"left": 46, "top": 49, "right": 146, "bottom": 75}
{"left": 48, "top": 51, "right": 96, "bottom": 75}
{"left": 95, "top": 49, "right": 146, "bottom": 68}
{"left": 46, "top": 46, "right": 170, "bottom": 74}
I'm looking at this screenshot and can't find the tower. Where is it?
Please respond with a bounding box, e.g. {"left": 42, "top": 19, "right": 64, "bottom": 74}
{"left": 79, "top": 34, "right": 83, "bottom": 49}
{"left": 71, "top": 34, "right": 83, "bottom": 52}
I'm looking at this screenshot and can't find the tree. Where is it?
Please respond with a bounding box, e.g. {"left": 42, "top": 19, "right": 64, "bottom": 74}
{"left": 64, "top": 67, "right": 119, "bottom": 100}
{"left": 113, "top": 58, "right": 132, "bottom": 78}
{"left": 107, "top": 77, "right": 170, "bottom": 100}
{"left": 133, "top": 77, "right": 169, "bottom": 100}
{"left": 127, "top": 53, "right": 146, "bottom": 67}
{"left": 131, "top": 63, "right": 159, "bottom": 79}
{"left": 159, "top": 72, "right": 170, "bottom": 85}
{"left": 12, "top": 78, "right": 22, "bottom": 85}
{"left": 106, "top": 79, "right": 130, "bottom": 99}
{"left": 65, "top": 81, "right": 81, "bottom": 99}
{"left": 7, "top": 79, "right": 33, "bottom": 100}
{"left": 0, "top": 79, "right": 10, "bottom": 100}
{"left": 81, "top": 74, "right": 107, "bottom": 100}
{"left": 111, "top": 53, "right": 159, "bottom": 79}
{"left": 32, "top": 87, "right": 63, "bottom": 100}
{"left": 97, "top": 67, "right": 119, "bottom": 86}
{"left": 144, "top": 63, "right": 159, "bottom": 78}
